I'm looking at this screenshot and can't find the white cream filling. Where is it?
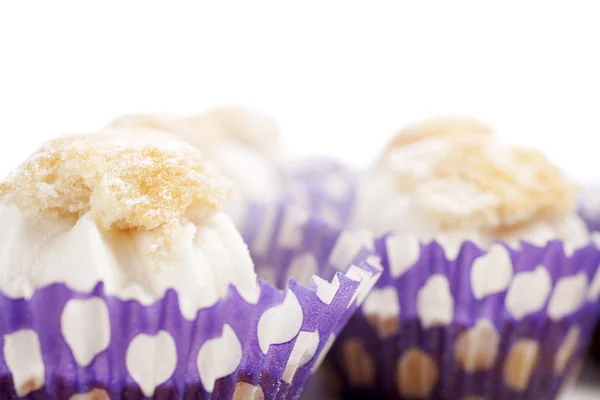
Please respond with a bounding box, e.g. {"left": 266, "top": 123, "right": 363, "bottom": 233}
{"left": 0, "top": 204, "right": 258, "bottom": 320}
{"left": 210, "top": 142, "right": 281, "bottom": 203}
{"left": 353, "top": 170, "right": 590, "bottom": 254}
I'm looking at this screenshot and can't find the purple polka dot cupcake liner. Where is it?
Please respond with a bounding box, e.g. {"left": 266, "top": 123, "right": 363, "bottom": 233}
{"left": 326, "top": 234, "right": 600, "bottom": 400}
{"left": 280, "top": 158, "right": 357, "bottom": 229}
{"left": 579, "top": 183, "right": 600, "bottom": 233}
{"left": 578, "top": 183, "right": 600, "bottom": 364}
{"left": 0, "top": 202, "right": 382, "bottom": 399}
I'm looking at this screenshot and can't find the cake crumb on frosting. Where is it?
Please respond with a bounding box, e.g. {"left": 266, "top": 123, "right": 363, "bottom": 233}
{"left": 380, "top": 118, "right": 578, "bottom": 232}
{"left": 432, "top": 140, "right": 575, "bottom": 229}
{"left": 0, "top": 128, "right": 231, "bottom": 252}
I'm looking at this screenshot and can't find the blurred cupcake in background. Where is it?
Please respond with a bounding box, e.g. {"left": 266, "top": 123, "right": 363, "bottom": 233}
{"left": 579, "top": 183, "right": 600, "bottom": 233}
{"left": 109, "top": 106, "right": 283, "bottom": 222}
{"left": 352, "top": 117, "right": 589, "bottom": 252}
{"left": 0, "top": 128, "right": 381, "bottom": 399}
{"left": 281, "top": 158, "right": 358, "bottom": 229}
{"left": 578, "top": 183, "right": 600, "bottom": 365}
{"left": 325, "top": 117, "right": 600, "bottom": 399}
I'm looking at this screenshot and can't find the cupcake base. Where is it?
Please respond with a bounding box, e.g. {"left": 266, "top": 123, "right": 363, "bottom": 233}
{"left": 328, "top": 314, "right": 595, "bottom": 400}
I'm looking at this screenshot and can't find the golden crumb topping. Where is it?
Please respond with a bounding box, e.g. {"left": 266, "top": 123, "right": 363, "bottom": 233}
{"left": 387, "top": 117, "right": 491, "bottom": 149}
{"left": 433, "top": 141, "right": 575, "bottom": 229}
{"left": 0, "top": 128, "right": 231, "bottom": 251}
{"left": 380, "top": 117, "right": 578, "bottom": 231}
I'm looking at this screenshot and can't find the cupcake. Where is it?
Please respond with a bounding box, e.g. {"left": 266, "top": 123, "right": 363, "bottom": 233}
{"left": 579, "top": 183, "right": 600, "bottom": 233}
{"left": 0, "top": 129, "right": 381, "bottom": 399}
{"left": 578, "top": 183, "right": 600, "bottom": 364}
{"left": 326, "top": 118, "right": 600, "bottom": 399}
{"left": 109, "top": 106, "right": 282, "bottom": 206}
{"left": 281, "top": 158, "right": 358, "bottom": 229}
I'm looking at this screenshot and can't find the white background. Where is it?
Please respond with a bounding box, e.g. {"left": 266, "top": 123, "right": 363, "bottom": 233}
{"left": 1, "top": 2, "right": 600, "bottom": 181}
{"left": 1, "top": 2, "right": 600, "bottom": 398}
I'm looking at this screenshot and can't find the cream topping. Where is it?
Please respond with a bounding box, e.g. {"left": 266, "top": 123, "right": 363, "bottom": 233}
{"left": 0, "top": 129, "right": 258, "bottom": 315}
{"left": 109, "top": 107, "right": 281, "bottom": 203}
{"left": 0, "top": 129, "right": 231, "bottom": 254}
{"left": 358, "top": 117, "right": 587, "bottom": 248}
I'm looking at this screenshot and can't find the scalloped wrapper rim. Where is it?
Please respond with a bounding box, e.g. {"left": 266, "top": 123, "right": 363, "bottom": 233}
{"left": 0, "top": 202, "right": 382, "bottom": 399}
{"left": 327, "top": 232, "right": 600, "bottom": 400}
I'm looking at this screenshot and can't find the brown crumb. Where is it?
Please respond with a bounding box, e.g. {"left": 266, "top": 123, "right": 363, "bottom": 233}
{"left": 0, "top": 128, "right": 231, "bottom": 253}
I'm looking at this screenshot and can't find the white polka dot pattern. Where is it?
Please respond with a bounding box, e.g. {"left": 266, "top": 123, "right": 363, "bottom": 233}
{"left": 417, "top": 275, "right": 454, "bottom": 327}
{"left": 282, "top": 330, "right": 320, "bottom": 383}
{"left": 328, "top": 230, "right": 374, "bottom": 271}
{"left": 250, "top": 205, "right": 277, "bottom": 257}
{"left": 587, "top": 265, "right": 600, "bottom": 301}
{"left": 126, "top": 331, "right": 177, "bottom": 397}
{"left": 332, "top": 232, "right": 600, "bottom": 399}
{"left": 257, "top": 290, "right": 303, "bottom": 354}
{"left": 197, "top": 325, "right": 243, "bottom": 392}
{"left": 386, "top": 234, "right": 420, "bottom": 278}
{"left": 0, "top": 197, "right": 384, "bottom": 399}
{"left": 313, "top": 275, "right": 341, "bottom": 305}
{"left": 322, "top": 174, "right": 351, "bottom": 201}
{"left": 61, "top": 298, "right": 111, "bottom": 367}
{"left": 362, "top": 286, "right": 400, "bottom": 319}
{"left": 505, "top": 266, "right": 552, "bottom": 319}
{"left": 311, "top": 333, "right": 336, "bottom": 373}
{"left": 548, "top": 273, "right": 588, "bottom": 320}
{"left": 346, "top": 264, "right": 382, "bottom": 307}
{"left": 3, "top": 329, "right": 45, "bottom": 397}
{"left": 278, "top": 207, "right": 310, "bottom": 248}
{"left": 286, "top": 253, "right": 319, "bottom": 286}
{"left": 470, "top": 245, "right": 513, "bottom": 300}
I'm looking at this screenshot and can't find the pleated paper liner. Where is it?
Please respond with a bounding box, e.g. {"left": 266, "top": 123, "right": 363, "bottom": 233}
{"left": 327, "top": 234, "right": 600, "bottom": 400}
{"left": 0, "top": 202, "right": 381, "bottom": 399}
{"left": 578, "top": 183, "right": 600, "bottom": 365}
{"left": 279, "top": 158, "right": 358, "bottom": 229}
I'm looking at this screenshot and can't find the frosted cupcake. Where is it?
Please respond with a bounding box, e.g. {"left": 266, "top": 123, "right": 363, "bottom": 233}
{"left": 327, "top": 118, "right": 600, "bottom": 399}
{"left": 109, "top": 106, "right": 282, "bottom": 205}
{"left": 0, "top": 129, "right": 380, "bottom": 399}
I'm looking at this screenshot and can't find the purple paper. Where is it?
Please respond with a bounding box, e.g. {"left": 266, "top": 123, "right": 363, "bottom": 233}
{"left": 579, "top": 183, "right": 600, "bottom": 232}
{"left": 327, "top": 236, "right": 600, "bottom": 400}
{"left": 578, "top": 182, "right": 600, "bottom": 365}
{"left": 281, "top": 158, "right": 357, "bottom": 229}
{"left": 0, "top": 202, "right": 381, "bottom": 399}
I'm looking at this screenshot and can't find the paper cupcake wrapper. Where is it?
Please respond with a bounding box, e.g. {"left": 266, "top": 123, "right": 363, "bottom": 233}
{"left": 0, "top": 203, "right": 381, "bottom": 399}
{"left": 578, "top": 183, "right": 600, "bottom": 364}
{"left": 327, "top": 234, "right": 600, "bottom": 400}
{"left": 579, "top": 183, "right": 600, "bottom": 232}
{"left": 280, "top": 158, "right": 357, "bottom": 229}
